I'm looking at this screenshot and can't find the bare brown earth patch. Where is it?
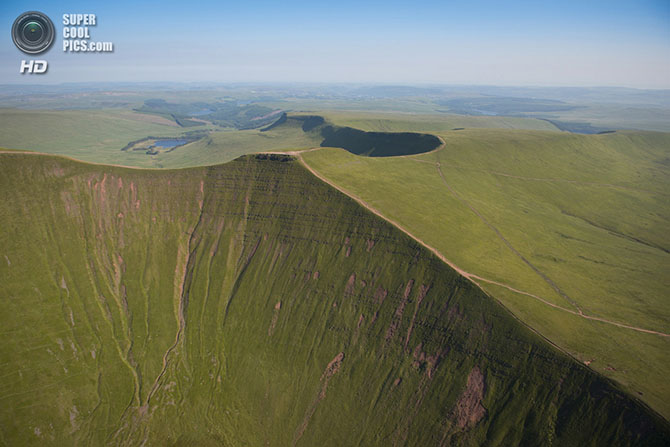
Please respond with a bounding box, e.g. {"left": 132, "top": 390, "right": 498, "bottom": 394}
{"left": 393, "top": 344, "right": 449, "bottom": 444}
{"left": 344, "top": 273, "right": 356, "bottom": 296}
{"left": 454, "top": 367, "right": 487, "bottom": 429}
{"left": 60, "top": 191, "right": 77, "bottom": 217}
{"left": 405, "top": 284, "right": 430, "bottom": 350}
{"left": 268, "top": 301, "right": 282, "bottom": 336}
{"left": 293, "top": 352, "right": 345, "bottom": 445}
{"left": 343, "top": 236, "right": 351, "bottom": 257}
{"left": 373, "top": 287, "right": 387, "bottom": 305}
{"left": 385, "top": 280, "right": 414, "bottom": 342}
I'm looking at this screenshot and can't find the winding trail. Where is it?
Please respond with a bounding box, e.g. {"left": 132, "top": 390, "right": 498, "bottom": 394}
{"left": 434, "top": 161, "right": 583, "bottom": 313}
{"left": 286, "top": 148, "right": 670, "bottom": 339}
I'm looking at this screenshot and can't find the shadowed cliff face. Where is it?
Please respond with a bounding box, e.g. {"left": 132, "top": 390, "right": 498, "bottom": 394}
{"left": 319, "top": 125, "right": 442, "bottom": 156}
{"left": 263, "top": 114, "right": 443, "bottom": 157}
{"left": 0, "top": 153, "right": 668, "bottom": 446}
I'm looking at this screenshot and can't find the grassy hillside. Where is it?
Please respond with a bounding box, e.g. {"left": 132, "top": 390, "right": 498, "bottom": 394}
{"left": 301, "top": 129, "right": 670, "bottom": 418}
{"left": 315, "top": 111, "right": 560, "bottom": 132}
{"left": 0, "top": 108, "right": 321, "bottom": 169}
{"left": 135, "top": 99, "right": 282, "bottom": 129}
{"left": 0, "top": 107, "right": 557, "bottom": 169}
{"left": 1, "top": 152, "right": 668, "bottom": 445}
{"left": 152, "top": 121, "right": 322, "bottom": 169}
{"left": 0, "top": 108, "right": 448, "bottom": 168}
{"left": 0, "top": 109, "right": 183, "bottom": 164}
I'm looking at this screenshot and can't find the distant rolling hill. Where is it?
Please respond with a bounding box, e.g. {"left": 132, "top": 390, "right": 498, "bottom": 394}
{"left": 0, "top": 152, "right": 668, "bottom": 445}
{"left": 0, "top": 108, "right": 559, "bottom": 169}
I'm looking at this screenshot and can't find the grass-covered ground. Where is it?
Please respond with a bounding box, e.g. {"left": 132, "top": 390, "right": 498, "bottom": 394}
{"left": 1, "top": 104, "right": 668, "bottom": 426}
{"left": 1, "top": 152, "right": 668, "bottom": 445}
{"left": 0, "top": 108, "right": 184, "bottom": 165}
{"left": 0, "top": 108, "right": 321, "bottom": 168}
{"left": 152, "top": 119, "right": 322, "bottom": 168}
{"left": 315, "top": 110, "right": 560, "bottom": 132}
{"left": 301, "top": 128, "right": 670, "bottom": 418}
{"left": 0, "top": 108, "right": 562, "bottom": 169}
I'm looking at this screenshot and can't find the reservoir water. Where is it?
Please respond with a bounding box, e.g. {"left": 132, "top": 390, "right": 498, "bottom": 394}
{"left": 153, "top": 139, "right": 188, "bottom": 149}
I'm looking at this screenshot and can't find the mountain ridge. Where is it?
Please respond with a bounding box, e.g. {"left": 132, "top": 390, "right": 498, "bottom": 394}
{"left": 0, "top": 152, "right": 668, "bottom": 445}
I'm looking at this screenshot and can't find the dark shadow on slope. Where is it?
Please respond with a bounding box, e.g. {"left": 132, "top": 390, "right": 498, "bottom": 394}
{"left": 292, "top": 114, "right": 325, "bottom": 132}
{"left": 320, "top": 125, "right": 441, "bottom": 157}
{"left": 541, "top": 118, "right": 615, "bottom": 134}
{"left": 260, "top": 112, "right": 288, "bottom": 131}
{"left": 262, "top": 113, "right": 442, "bottom": 157}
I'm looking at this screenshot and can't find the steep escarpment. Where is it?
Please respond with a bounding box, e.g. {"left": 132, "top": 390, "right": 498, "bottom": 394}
{"left": 0, "top": 153, "right": 668, "bottom": 446}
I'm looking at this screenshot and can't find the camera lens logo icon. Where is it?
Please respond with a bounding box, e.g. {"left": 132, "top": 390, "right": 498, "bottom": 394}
{"left": 12, "top": 11, "right": 55, "bottom": 54}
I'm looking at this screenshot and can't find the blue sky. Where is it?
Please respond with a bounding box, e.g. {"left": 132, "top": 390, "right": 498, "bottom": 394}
{"left": 0, "top": 0, "right": 668, "bottom": 87}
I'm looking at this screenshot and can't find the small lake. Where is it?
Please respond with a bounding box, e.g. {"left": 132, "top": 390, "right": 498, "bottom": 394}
{"left": 153, "top": 139, "right": 188, "bottom": 149}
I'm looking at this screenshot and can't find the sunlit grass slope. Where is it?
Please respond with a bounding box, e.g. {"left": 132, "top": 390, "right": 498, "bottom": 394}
{"left": 152, "top": 119, "right": 322, "bottom": 168}
{"left": 302, "top": 129, "right": 670, "bottom": 418}
{"left": 0, "top": 108, "right": 320, "bottom": 169}
{"left": 316, "top": 110, "right": 560, "bottom": 132}
{"left": 0, "top": 109, "right": 182, "bottom": 164}
{"left": 0, "top": 108, "right": 556, "bottom": 170}
{"left": 1, "top": 152, "right": 667, "bottom": 445}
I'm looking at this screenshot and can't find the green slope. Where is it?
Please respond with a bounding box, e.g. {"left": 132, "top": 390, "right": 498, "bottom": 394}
{"left": 0, "top": 108, "right": 556, "bottom": 170}
{"left": 0, "top": 152, "right": 668, "bottom": 445}
{"left": 0, "top": 108, "right": 321, "bottom": 169}
{"left": 316, "top": 110, "right": 560, "bottom": 132}
{"left": 152, "top": 122, "right": 322, "bottom": 169}
{"left": 0, "top": 108, "right": 183, "bottom": 164}
{"left": 301, "top": 128, "right": 670, "bottom": 418}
